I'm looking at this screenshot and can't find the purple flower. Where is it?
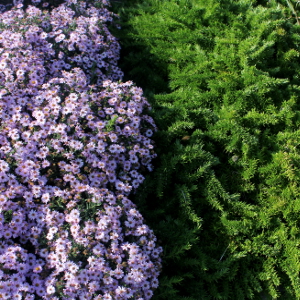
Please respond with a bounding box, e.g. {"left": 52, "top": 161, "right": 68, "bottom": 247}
{"left": 0, "top": 0, "right": 162, "bottom": 299}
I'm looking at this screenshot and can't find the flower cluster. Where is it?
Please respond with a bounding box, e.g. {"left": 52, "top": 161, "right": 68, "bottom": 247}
{"left": 0, "top": 0, "right": 162, "bottom": 299}
{"left": 0, "top": 0, "right": 123, "bottom": 85}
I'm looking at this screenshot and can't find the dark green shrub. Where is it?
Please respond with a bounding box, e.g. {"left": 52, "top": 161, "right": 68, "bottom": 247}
{"left": 111, "top": 0, "right": 300, "bottom": 299}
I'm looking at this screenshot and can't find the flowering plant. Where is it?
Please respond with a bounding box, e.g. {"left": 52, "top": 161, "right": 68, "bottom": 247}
{"left": 0, "top": 0, "right": 162, "bottom": 299}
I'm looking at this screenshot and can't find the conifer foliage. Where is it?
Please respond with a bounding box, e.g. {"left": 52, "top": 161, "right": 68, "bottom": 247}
{"left": 111, "top": 0, "right": 300, "bottom": 299}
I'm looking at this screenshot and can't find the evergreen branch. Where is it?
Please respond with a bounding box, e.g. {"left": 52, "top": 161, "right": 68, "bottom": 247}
{"left": 286, "top": 0, "right": 300, "bottom": 25}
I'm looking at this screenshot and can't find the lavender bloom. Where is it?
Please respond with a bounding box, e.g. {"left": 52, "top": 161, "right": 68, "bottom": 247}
{"left": 0, "top": 0, "right": 162, "bottom": 299}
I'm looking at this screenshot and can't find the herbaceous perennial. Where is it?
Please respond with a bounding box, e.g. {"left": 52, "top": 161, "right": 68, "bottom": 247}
{"left": 0, "top": 0, "right": 162, "bottom": 299}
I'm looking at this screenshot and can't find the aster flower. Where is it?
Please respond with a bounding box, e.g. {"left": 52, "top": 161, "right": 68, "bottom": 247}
{"left": 0, "top": 0, "right": 162, "bottom": 299}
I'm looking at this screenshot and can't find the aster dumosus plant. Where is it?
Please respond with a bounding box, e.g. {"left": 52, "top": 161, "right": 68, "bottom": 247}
{"left": 0, "top": 0, "right": 162, "bottom": 299}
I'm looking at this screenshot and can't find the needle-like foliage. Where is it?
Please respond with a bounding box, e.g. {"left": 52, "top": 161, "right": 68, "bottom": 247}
{"left": 111, "top": 0, "right": 300, "bottom": 299}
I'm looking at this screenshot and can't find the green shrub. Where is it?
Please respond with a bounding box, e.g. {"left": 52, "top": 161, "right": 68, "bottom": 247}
{"left": 111, "top": 0, "right": 300, "bottom": 299}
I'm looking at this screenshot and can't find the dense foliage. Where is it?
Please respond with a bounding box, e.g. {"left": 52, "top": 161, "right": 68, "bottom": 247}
{"left": 110, "top": 0, "right": 300, "bottom": 299}
{"left": 0, "top": 0, "right": 162, "bottom": 299}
